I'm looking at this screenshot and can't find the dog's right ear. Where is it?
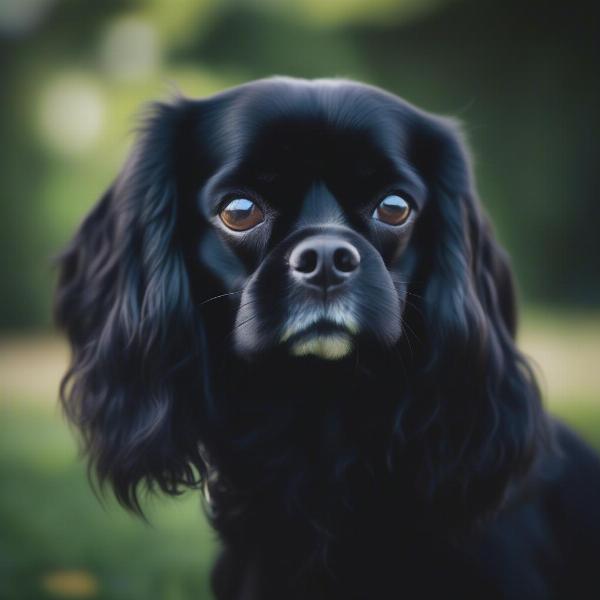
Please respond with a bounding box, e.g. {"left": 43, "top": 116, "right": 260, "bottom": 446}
{"left": 55, "top": 98, "right": 212, "bottom": 513}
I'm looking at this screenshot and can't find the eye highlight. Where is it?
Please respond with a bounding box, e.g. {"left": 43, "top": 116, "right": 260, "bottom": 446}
{"left": 372, "top": 194, "right": 412, "bottom": 226}
{"left": 219, "top": 198, "right": 264, "bottom": 231}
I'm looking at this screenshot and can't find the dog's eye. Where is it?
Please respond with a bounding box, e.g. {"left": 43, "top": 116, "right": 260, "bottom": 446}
{"left": 219, "top": 198, "right": 264, "bottom": 231}
{"left": 372, "top": 194, "right": 412, "bottom": 226}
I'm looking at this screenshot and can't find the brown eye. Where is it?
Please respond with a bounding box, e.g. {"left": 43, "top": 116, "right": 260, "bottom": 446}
{"left": 372, "top": 194, "right": 412, "bottom": 226}
{"left": 219, "top": 198, "right": 264, "bottom": 231}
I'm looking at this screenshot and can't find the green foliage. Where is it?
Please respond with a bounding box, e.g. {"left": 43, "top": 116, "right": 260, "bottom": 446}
{"left": 0, "top": 400, "right": 216, "bottom": 600}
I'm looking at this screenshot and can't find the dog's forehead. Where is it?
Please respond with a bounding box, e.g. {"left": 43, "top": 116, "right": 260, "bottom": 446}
{"left": 216, "top": 79, "right": 409, "bottom": 172}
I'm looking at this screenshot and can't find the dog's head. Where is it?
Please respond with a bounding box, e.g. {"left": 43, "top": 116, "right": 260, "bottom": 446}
{"left": 195, "top": 79, "right": 424, "bottom": 360}
{"left": 56, "top": 77, "right": 548, "bottom": 520}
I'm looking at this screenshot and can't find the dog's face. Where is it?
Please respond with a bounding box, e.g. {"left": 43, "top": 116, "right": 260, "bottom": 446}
{"left": 195, "top": 80, "right": 429, "bottom": 360}
{"left": 56, "top": 77, "right": 546, "bottom": 518}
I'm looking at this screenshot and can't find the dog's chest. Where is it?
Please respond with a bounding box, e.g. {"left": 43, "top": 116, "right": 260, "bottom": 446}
{"left": 223, "top": 491, "right": 558, "bottom": 600}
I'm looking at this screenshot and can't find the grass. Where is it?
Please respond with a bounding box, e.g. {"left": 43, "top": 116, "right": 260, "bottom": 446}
{"left": 0, "top": 398, "right": 216, "bottom": 600}
{"left": 0, "top": 309, "right": 598, "bottom": 599}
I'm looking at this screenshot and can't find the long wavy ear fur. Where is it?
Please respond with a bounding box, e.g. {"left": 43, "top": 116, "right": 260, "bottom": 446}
{"left": 397, "top": 115, "right": 551, "bottom": 523}
{"left": 55, "top": 99, "right": 207, "bottom": 512}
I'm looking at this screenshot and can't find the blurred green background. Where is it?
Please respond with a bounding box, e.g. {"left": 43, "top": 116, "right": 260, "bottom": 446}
{"left": 0, "top": 0, "right": 598, "bottom": 598}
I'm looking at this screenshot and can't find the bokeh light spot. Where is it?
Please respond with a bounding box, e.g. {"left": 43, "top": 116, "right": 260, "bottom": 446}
{"left": 38, "top": 74, "right": 105, "bottom": 156}
{"left": 0, "top": 0, "right": 55, "bottom": 36}
{"left": 41, "top": 569, "right": 99, "bottom": 598}
{"left": 100, "top": 16, "right": 160, "bottom": 81}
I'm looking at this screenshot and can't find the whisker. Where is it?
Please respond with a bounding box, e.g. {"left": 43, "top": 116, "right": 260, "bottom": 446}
{"left": 404, "top": 296, "right": 425, "bottom": 320}
{"left": 227, "top": 314, "right": 258, "bottom": 339}
{"left": 199, "top": 290, "right": 243, "bottom": 307}
{"left": 406, "top": 290, "right": 425, "bottom": 301}
{"left": 235, "top": 299, "right": 259, "bottom": 313}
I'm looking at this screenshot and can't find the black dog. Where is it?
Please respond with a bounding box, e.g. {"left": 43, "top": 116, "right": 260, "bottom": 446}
{"left": 55, "top": 77, "right": 600, "bottom": 599}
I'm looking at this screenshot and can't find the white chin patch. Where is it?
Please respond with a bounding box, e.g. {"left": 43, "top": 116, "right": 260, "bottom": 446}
{"left": 290, "top": 333, "right": 353, "bottom": 360}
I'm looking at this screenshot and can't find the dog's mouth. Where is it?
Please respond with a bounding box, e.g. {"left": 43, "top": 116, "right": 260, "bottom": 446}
{"left": 285, "top": 323, "right": 355, "bottom": 360}
{"left": 280, "top": 309, "right": 359, "bottom": 360}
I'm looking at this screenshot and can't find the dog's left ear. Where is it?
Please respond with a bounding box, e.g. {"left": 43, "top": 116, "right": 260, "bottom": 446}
{"left": 55, "top": 98, "right": 212, "bottom": 512}
{"left": 404, "top": 115, "right": 551, "bottom": 520}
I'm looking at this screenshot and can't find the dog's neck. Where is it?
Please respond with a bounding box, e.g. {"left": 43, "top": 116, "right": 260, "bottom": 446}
{"left": 201, "top": 353, "right": 430, "bottom": 541}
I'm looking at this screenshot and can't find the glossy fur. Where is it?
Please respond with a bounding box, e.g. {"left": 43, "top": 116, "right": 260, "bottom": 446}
{"left": 55, "top": 77, "right": 600, "bottom": 599}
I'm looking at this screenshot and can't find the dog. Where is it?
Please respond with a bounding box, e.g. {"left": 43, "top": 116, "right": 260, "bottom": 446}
{"left": 55, "top": 77, "right": 600, "bottom": 599}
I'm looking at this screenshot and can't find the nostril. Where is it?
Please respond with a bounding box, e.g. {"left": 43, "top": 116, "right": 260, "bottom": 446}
{"left": 290, "top": 237, "right": 360, "bottom": 288}
{"left": 292, "top": 248, "right": 319, "bottom": 274}
{"left": 333, "top": 246, "right": 360, "bottom": 273}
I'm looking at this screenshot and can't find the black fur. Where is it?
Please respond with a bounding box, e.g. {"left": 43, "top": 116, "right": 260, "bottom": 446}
{"left": 55, "top": 77, "right": 600, "bottom": 599}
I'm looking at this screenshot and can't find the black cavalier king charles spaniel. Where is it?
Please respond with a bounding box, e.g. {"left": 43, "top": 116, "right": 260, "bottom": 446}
{"left": 56, "top": 77, "right": 600, "bottom": 599}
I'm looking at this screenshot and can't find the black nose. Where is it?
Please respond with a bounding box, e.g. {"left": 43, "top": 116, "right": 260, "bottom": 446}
{"left": 289, "top": 235, "right": 361, "bottom": 290}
